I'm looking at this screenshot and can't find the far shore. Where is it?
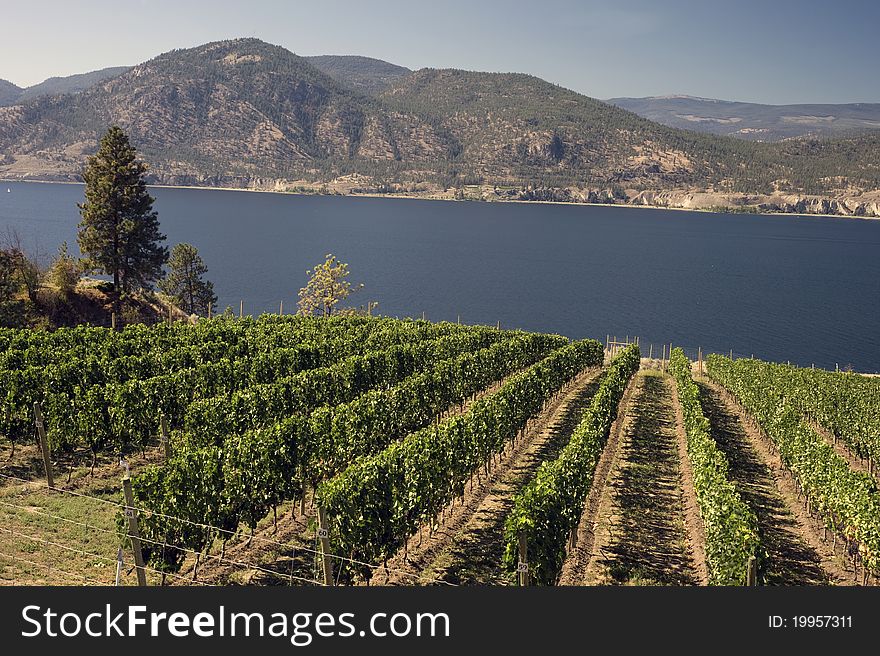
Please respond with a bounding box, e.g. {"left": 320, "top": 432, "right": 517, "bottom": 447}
{"left": 3, "top": 177, "right": 878, "bottom": 221}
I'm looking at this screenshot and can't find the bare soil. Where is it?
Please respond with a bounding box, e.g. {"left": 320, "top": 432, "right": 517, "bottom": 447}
{"left": 558, "top": 372, "right": 637, "bottom": 584}
{"left": 667, "top": 375, "right": 710, "bottom": 584}
{"left": 577, "top": 371, "right": 701, "bottom": 586}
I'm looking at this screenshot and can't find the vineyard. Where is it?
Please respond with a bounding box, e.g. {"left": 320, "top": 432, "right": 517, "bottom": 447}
{"left": 1, "top": 316, "right": 878, "bottom": 586}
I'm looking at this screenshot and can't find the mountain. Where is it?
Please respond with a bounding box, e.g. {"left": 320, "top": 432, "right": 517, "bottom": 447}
{"left": 378, "top": 68, "right": 880, "bottom": 195}
{"left": 17, "top": 66, "right": 131, "bottom": 103}
{"left": 0, "top": 79, "right": 23, "bottom": 106}
{"left": 0, "top": 39, "right": 455, "bottom": 183}
{"left": 608, "top": 95, "right": 880, "bottom": 141}
{"left": 305, "top": 55, "right": 411, "bottom": 95}
{"left": 0, "top": 67, "right": 131, "bottom": 107}
{"left": 1, "top": 39, "right": 879, "bottom": 216}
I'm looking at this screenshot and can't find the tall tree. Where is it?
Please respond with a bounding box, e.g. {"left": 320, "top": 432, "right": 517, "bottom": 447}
{"left": 77, "top": 126, "right": 168, "bottom": 309}
{"left": 158, "top": 243, "right": 217, "bottom": 316}
{"left": 297, "top": 253, "right": 363, "bottom": 317}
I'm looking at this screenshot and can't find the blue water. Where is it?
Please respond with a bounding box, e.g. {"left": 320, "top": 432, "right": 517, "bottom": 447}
{"left": 1, "top": 181, "right": 878, "bottom": 371}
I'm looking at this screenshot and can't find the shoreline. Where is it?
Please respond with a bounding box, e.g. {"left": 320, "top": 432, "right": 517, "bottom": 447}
{"left": 2, "top": 177, "right": 878, "bottom": 221}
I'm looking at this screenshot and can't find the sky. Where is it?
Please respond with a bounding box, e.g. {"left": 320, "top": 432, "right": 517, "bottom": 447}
{"left": 2, "top": 0, "right": 878, "bottom": 104}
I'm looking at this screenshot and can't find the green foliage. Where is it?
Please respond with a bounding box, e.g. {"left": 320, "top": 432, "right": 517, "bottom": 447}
{"left": 78, "top": 126, "right": 168, "bottom": 295}
{"left": 297, "top": 253, "right": 363, "bottom": 317}
{"left": 317, "top": 338, "right": 604, "bottom": 581}
{"left": 721, "top": 359, "right": 880, "bottom": 464}
{"left": 158, "top": 243, "right": 217, "bottom": 315}
{"left": 47, "top": 242, "right": 80, "bottom": 298}
{"left": 0, "top": 316, "right": 404, "bottom": 448}
{"left": 708, "top": 354, "right": 880, "bottom": 576}
{"left": 502, "top": 344, "right": 640, "bottom": 585}
{"left": 668, "top": 349, "right": 760, "bottom": 585}
{"left": 125, "top": 326, "right": 566, "bottom": 574}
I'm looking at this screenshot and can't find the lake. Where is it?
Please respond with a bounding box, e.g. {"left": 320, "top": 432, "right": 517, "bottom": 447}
{"left": 1, "top": 181, "right": 879, "bottom": 371}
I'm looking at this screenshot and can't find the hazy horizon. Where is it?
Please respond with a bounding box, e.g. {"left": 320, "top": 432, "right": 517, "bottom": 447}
{"left": 2, "top": 0, "right": 879, "bottom": 105}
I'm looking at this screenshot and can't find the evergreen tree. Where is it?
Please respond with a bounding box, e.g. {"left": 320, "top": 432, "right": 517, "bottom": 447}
{"left": 77, "top": 126, "right": 168, "bottom": 308}
{"left": 159, "top": 243, "right": 217, "bottom": 316}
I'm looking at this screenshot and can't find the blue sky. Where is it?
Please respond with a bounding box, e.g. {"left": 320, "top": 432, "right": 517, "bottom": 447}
{"left": 2, "top": 0, "right": 878, "bottom": 104}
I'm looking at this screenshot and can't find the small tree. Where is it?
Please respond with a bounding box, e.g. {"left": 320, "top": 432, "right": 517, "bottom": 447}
{"left": 297, "top": 253, "right": 363, "bottom": 317}
{"left": 158, "top": 243, "right": 217, "bottom": 316}
{"left": 548, "top": 133, "right": 565, "bottom": 162}
{"left": 48, "top": 242, "right": 80, "bottom": 298}
{"left": 3, "top": 229, "right": 44, "bottom": 303}
{"left": 0, "top": 249, "right": 19, "bottom": 304}
{"left": 78, "top": 126, "right": 168, "bottom": 310}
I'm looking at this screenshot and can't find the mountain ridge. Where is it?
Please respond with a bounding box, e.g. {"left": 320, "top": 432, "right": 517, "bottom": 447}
{"left": 608, "top": 95, "right": 880, "bottom": 141}
{"left": 1, "top": 38, "right": 879, "bottom": 217}
{"left": 0, "top": 66, "right": 131, "bottom": 107}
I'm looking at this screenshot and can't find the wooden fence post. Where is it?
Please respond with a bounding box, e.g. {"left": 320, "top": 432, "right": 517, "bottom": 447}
{"left": 33, "top": 402, "right": 54, "bottom": 488}
{"left": 698, "top": 347, "right": 703, "bottom": 376}
{"left": 317, "top": 507, "right": 334, "bottom": 586}
{"left": 122, "top": 473, "right": 148, "bottom": 586}
{"left": 240, "top": 300, "right": 244, "bottom": 318}
{"left": 517, "top": 530, "right": 529, "bottom": 586}
{"left": 280, "top": 300, "right": 284, "bottom": 315}
{"left": 207, "top": 302, "right": 212, "bottom": 319}
{"left": 159, "top": 413, "right": 171, "bottom": 460}
{"left": 111, "top": 312, "right": 116, "bottom": 331}
{"left": 746, "top": 555, "right": 757, "bottom": 586}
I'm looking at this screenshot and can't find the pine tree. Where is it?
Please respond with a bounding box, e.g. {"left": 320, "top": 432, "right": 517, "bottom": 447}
{"left": 77, "top": 126, "right": 168, "bottom": 309}
{"left": 159, "top": 243, "right": 217, "bottom": 316}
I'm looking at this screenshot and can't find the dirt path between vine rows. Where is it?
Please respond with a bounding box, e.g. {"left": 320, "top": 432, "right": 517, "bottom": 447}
{"left": 187, "top": 362, "right": 560, "bottom": 586}
{"left": 574, "top": 371, "right": 703, "bottom": 586}
{"left": 558, "top": 371, "right": 638, "bottom": 585}
{"left": 698, "top": 379, "right": 852, "bottom": 585}
{"left": 375, "top": 367, "right": 604, "bottom": 586}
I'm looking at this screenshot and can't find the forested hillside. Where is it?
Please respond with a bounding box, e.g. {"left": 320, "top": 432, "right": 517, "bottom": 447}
{"left": 1, "top": 38, "right": 879, "bottom": 211}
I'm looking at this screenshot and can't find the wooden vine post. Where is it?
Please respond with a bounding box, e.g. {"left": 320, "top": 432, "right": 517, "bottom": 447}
{"left": 33, "top": 402, "right": 54, "bottom": 488}
{"left": 317, "top": 507, "right": 334, "bottom": 586}
{"left": 746, "top": 555, "right": 757, "bottom": 586}
{"left": 159, "top": 413, "right": 172, "bottom": 460}
{"left": 517, "top": 530, "right": 529, "bottom": 586}
{"left": 122, "top": 472, "right": 148, "bottom": 586}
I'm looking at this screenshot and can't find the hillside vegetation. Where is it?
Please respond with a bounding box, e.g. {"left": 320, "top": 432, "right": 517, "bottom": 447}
{"left": 1, "top": 39, "right": 880, "bottom": 209}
